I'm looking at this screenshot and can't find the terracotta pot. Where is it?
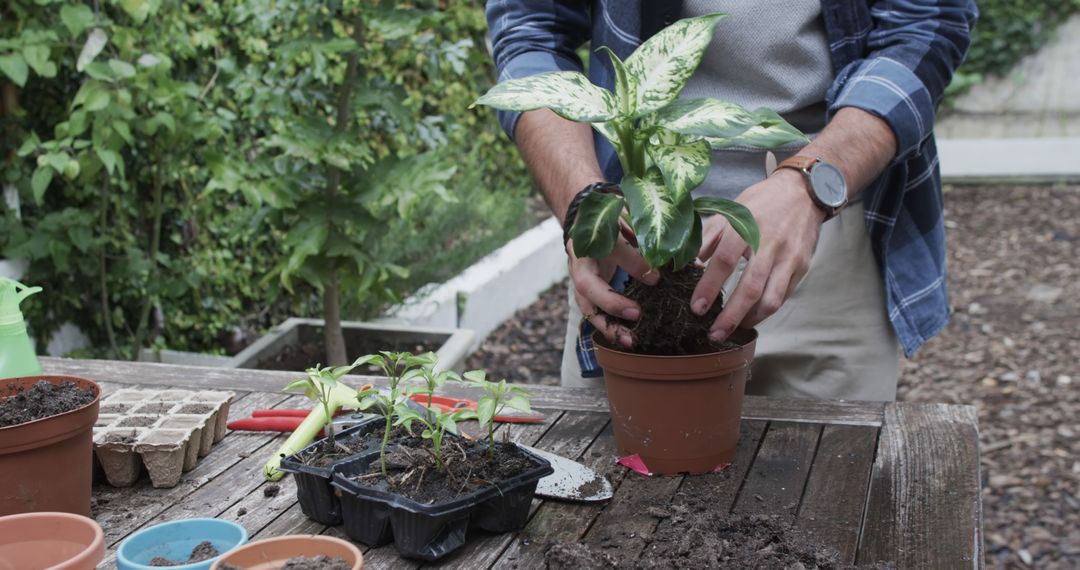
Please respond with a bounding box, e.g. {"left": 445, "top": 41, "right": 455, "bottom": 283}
{"left": 211, "top": 535, "right": 364, "bottom": 570}
{"left": 0, "top": 375, "right": 100, "bottom": 516}
{"left": 0, "top": 511, "right": 105, "bottom": 570}
{"left": 593, "top": 329, "right": 757, "bottom": 475}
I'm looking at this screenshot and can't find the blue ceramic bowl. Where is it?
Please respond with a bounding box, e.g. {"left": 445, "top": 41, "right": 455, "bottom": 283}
{"left": 117, "top": 518, "right": 247, "bottom": 570}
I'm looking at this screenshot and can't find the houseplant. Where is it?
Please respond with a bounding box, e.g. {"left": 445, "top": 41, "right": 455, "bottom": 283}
{"left": 0, "top": 375, "right": 100, "bottom": 515}
{"left": 473, "top": 14, "right": 806, "bottom": 474}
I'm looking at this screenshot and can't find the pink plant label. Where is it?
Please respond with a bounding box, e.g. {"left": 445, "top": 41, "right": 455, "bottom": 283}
{"left": 616, "top": 454, "right": 652, "bottom": 476}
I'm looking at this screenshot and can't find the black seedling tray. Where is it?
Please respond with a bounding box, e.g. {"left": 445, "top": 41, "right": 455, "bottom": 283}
{"left": 278, "top": 418, "right": 383, "bottom": 525}
{"left": 330, "top": 443, "right": 552, "bottom": 561}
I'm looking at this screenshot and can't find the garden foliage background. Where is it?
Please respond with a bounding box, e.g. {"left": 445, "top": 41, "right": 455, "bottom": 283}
{"left": 1, "top": 0, "right": 1077, "bottom": 359}
{"left": 0, "top": 0, "right": 532, "bottom": 359}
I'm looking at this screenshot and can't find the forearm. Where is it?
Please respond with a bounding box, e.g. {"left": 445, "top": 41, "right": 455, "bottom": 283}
{"left": 515, "top": 109, "right": 606, "bottom": 224}
{"left": 799, "top": 106, "right": 897, "bottom": 198}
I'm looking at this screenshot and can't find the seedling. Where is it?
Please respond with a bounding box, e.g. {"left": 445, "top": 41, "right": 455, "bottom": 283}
{"left": 392, "top": 403, "right": 471, "bottom": 472}
{"left": 474, "top": 13, "right": 807, "bottom": 270}
{"left": 284, "top": 362, "right": 364, "bottom": 444}
{"left": 461, "top": 371, "right": 532, "bottom": 461}
{"left": 355, "top": 351, "right": 438, "bottom": 477}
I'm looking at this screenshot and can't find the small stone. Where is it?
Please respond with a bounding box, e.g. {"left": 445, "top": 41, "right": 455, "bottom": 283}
{"left": 1000, "top": 372, "right": 1020, "bottom": 382}
{"left": 1018, "top": 548, "right": 1033, "bottom": 565}
{"left": 1025, "top": 284, "right": 1062, "bottom": 304}
{"left": 967, "top": 302, "right": 987, "bottom": 315}
{"left": 1024, "top": 370, "right": 1041, "bottom": 385}
{"left": 1056, "top": 375, "right": 1072, "bottom": 386}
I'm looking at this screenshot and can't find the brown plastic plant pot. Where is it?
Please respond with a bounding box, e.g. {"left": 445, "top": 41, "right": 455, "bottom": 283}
{"left": 0, "top": 375, "right": 101, "bottom": 516}
{"left": 210, "top": 535, "right": 364, "bottom": 570}
{"left": 0, "top": 511, "right": 105, "bottom": 570}
{"left": 593, "top": 328, "right": 757, "bottom": 476}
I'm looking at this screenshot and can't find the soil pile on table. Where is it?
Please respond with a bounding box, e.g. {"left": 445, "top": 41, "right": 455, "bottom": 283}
{"left": 0, "top": 380, "right": 96, "bottom": 428}
{"left": 546, "top": 510, "right": 890, "bottom": 569}
{"left": 148, "top": 541, "right": 219, "bottom": 566}
{"left": 281, "top": 555, "right": 351, "bottom": 570}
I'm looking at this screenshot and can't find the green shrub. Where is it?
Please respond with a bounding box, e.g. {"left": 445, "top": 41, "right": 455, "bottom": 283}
{"left": 0, "top": 1, "right": 530, "bottom": 358}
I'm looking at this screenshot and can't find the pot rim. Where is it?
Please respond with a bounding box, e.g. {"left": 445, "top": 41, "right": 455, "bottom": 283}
{"left": 0, "top": 375, "right": 101, "bottom": 432}
{"left": 590, "top": 328, "right": 757, "bottom": 360}
{"left": 210, "top": 534, "right": 363, "bottom": 570}
{"left": 0, "top": 511, "right": 105, "bottom": 569}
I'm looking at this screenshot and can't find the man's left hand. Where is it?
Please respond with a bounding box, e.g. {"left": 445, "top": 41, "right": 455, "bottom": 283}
{"left": 690, "top": 167, "right": 826, "bottom": 343}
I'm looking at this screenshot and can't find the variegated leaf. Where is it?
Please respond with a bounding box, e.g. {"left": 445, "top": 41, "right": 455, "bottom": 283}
{"left": 694, "top": 196, "right": 761, "bottom": 253}
{"left": 472, "top": 71, "right": 618, "bottom": 123}
{"left": 671, "top": 213, "right": 703, "bottom": 270}
{"left": 625, "top": 13, "right": 725, "bottom": 117}
{"left": 569, "top": 191, "right": 624, "bottom": 259}
{"left": 622, "top": 168, "right": 696, "bottom": 268}
{"left": 597, "top": 46, "right": 636, "bottom": 117}
{"left": 706, "top": 108, "right": 808, "bottom": 150}
{"left": 646, "top": 129, "right": 710, "bottom": 204}
{"left": 651, "top": 98, "right": 756, "bottom": 139}
{"left": 592, "top": 121, "right": 621, "bottom": 153}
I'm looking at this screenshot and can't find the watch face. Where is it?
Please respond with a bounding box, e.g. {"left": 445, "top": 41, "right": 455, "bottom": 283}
{"left": 809, "top": 162, "right": 847, "bottom": 208}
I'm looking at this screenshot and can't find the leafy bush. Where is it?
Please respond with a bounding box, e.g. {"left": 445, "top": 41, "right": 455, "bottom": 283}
{"left": 0, "top": 1, "right": 530, "bottom": 358}
{"left": 950, "top": 0, "right": 1080, "bottom": 96}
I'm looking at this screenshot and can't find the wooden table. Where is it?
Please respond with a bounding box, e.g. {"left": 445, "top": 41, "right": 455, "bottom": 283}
{"left": 42, "top": 357, "right": 984, "bottom": 569}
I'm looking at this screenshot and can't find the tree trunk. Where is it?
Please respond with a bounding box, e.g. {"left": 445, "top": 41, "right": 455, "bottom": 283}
{"left": 323, "top": 269, "right": 347, "bottom": 366}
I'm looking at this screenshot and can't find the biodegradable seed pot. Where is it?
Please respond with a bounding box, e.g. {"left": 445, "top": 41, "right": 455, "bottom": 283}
{"left": 594, "top": 329, "right": 757, "bottom": 475}
{"left": 472, "top": 13, "right": 806, "bottom": 476}
{"left": 0, "top": 375, "right": 100, "bottom": 516}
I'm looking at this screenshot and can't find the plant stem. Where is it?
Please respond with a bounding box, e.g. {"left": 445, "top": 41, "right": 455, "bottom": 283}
{"left": 130, "top": 163, "right": 165, "bottom": 360}
{"left": 98, "top": 178, "right": 119, "bottom": 359}
{"left": 320, "top": 17, "right": 366, "bottom": 366}
{"left": 379, "top": 413, "right": 391, "bottom": 477}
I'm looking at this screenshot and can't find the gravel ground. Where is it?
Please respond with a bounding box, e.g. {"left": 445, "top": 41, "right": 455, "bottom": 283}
{"left": 465, "top": 184, "right": 1079, "bottom": 569}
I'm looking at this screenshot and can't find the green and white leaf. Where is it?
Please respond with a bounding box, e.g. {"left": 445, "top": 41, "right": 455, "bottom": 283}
{"left": 624, "top": 13, "right": 724, "bottom": 117}
{"left": 705, "top": 108, "right": 808, "bottom": 150}
{"left": 473, "top": 71, "right": 618, "bottom": 123}
{"left": 694, "top": 196, "right": 761, "bottom": 253}
{"left": 621, "top": 168, "right": 696, "bottom": 268}
{"left": 597, "top": 46, "right": 635, "bottom": 117}
{"left": 568, "top": 191, "right": 624, "bottom": 260}
{"left": 591, "top": 121, "right": 622, "bottom": 154}
{"left": 645, "top": 129, "right": 710, "bottom": 204}
{"left": 671, "top": 213, "right": 703, "bottom": 270}
{"left": 650, "top": 98, "right": 756, "bottom": 139}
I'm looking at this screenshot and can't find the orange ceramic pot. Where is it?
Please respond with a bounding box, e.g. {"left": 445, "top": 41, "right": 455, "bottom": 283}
{"left": 210, "top": 535, "right": 363, "bottom": 570}
{"left": 0, "top": 511, "right": 105, "bottom": 570}
{"left": 0, "top": 375, "right": 100, "bottom": 516}
{"left": 593, "top": 329, "right": 756, "bottom": 475}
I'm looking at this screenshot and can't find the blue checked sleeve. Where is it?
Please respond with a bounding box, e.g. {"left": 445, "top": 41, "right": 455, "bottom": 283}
{"left": 485, "top": 0, "right": 591, "bottom": 140}
{"left": 828, "top": 0, "right": 978, "bottom": 161}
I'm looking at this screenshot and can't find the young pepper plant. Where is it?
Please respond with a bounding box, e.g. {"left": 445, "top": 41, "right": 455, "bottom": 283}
{"left": 355, "top": 351, "right": 438, "bottom": 477}
{"left": 392, "top": 403, "right": 471, "bottom": 472}
{"left": 473, "top": 13, "right": 807, "bottom": 269}
{"left": 459, "top": 371, "right": 532, "bottom": 462}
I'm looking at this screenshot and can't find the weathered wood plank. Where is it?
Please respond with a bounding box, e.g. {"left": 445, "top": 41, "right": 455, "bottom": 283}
{"left": 667, "top": 420, "right": 769, "bottom": 514}
{"left": 796, "top": 425, "right": 879, "bottom": 563}
{"left": 252, "top": 502, "right": 325, "bottom": 539}
{"left": 732, "top": 422, "right": 821, "bottom": 519}
{"left": 857, "top": 403, "right": 982, "bottom": 569}
{"left": 43, "top": 357, "right": 887, "bottom": 424}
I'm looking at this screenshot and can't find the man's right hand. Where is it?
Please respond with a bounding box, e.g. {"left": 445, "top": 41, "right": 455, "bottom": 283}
{"left": 568, "top": 227, "right": 658, "bottom": 349}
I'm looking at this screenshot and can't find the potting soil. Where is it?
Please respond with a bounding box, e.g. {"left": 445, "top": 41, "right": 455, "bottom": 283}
{"left": 258, "top": 339, "right": 439, "bottom": 373}
{"left": 546, "top": 510, "right": 894, "bottom": 570}
{"left": 0, "top": 380, "right": 95, "bottom": 428}
{"left": 299, "top": 424, "right": 412, "bottom": 468}
{"left": 350, "top": 436, "right": 534, "bottom": 504}
{"left": 281, "top": 555, "right": 352, "bottom": 570}
{"left": 147, "top": 541, "right": 220, "bottom": 566}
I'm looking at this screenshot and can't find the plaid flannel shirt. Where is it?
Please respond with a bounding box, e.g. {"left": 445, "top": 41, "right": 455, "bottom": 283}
{"left": 486, "top": 0, "right": 977, "bottom": 366}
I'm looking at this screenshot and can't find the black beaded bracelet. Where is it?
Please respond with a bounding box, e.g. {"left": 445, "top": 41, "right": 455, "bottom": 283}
{"left": 562, "top": 182, "right": 622, "bottom": 251}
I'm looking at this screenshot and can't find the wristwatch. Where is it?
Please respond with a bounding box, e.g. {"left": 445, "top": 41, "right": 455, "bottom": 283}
{"left": 775, "top": 156, "right": 848, "bottom": 221}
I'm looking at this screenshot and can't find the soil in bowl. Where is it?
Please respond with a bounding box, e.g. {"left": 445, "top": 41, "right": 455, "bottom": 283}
{"left": 348, "top": 436, "right": 534, "bottom": 504}
{"left": 148, "top": 540, "right": 219, "bottom": 566}
{"left": 0, "top": 379, "right": 96, "bottom": 427}
{"left": 546, "top": 509, "right": 893, "bottom": 569}
{"left": 218, "top": 555, "right": 350, "bottom": 570}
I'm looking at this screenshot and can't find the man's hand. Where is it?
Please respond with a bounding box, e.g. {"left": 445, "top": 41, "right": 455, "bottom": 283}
{"left": 691, "top": 168, "right": 824, "bottom": 342}
{"left": 691, "top": 107, "right": 898, "bottom": 341}
{"left": 569, "top": 223, "right": 658, "bottom": 349}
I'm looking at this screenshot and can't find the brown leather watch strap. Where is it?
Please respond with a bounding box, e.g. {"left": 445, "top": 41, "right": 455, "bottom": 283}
{"left": 776, "top": 155, "right": 818, "bottom": 173}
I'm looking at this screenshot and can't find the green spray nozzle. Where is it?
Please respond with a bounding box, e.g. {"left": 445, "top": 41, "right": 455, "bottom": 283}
{"left": 0, "top": 277, "right": 42, "bottom": 326}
